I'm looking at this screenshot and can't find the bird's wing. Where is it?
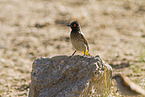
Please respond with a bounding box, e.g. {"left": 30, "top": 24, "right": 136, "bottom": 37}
{"left": 79, "top": 32, "right": 89, "bottom": 51}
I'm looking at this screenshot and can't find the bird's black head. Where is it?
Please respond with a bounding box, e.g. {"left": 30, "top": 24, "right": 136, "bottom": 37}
{"left": 67, "top": 21, "right": 80, "bottom": 31}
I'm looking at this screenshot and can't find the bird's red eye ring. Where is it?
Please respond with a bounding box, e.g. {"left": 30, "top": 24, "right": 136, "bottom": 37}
{"left": 73, "top": 24, "right": 76, "bottom": 27}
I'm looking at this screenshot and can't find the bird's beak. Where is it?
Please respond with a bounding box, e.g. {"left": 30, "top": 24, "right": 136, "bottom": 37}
{"left": 67, "top": 24, "right": 70, "bottom": 26}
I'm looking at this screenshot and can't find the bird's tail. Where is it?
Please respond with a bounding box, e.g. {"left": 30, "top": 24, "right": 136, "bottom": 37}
{"left": 83, "top": 50, "right": 90, "bottom": 56}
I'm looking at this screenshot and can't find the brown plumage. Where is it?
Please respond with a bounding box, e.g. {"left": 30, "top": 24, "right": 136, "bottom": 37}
{"left": 112, "top": 74, "right": 145, "bottom": 96}
{"left": 67, "top": 21, "right": 90, "bottom": 56}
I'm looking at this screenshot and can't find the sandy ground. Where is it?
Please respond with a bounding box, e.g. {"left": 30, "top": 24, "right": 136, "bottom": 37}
{"left": 0, "top": 0, "right": 145, "bottom": 96}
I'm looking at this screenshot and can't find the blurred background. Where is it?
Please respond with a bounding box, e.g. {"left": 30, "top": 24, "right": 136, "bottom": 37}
{"left": 0, "top": 0, "right": 145, "bottom": 96}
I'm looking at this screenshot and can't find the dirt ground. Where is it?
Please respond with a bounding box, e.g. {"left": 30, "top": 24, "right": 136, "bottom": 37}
{"left": 0, "top": 0, "right": 145, "bottom": 96}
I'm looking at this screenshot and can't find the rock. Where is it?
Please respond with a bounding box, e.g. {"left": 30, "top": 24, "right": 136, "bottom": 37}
{"left": 28, "top": 55, "right": 112, "bottom": 97}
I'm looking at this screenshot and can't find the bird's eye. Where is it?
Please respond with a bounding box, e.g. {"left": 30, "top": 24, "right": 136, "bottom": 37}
{"left": 73, "top": 24, "right": 76, "bottom": 27}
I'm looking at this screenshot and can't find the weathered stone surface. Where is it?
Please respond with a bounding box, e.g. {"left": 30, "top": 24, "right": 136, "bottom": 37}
{"left": 29, "top": 55, "right": 112, "bottom": 97}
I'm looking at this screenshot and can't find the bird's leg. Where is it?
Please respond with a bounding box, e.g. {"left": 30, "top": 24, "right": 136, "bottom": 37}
{"left": 81, "top": 51, "right": 87, "bottom": 58}
{"left": 71, "top": 50, "right": 77, "bottom": 56}
{"left": 83, "top": 51, "right": 86, "bottom": 56}
{"left": 69, "top": 50, "right": 76, "bottom": 58}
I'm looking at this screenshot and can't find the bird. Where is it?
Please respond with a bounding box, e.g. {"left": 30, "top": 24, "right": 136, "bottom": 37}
{"left": 67, "top": 21, "right": 90, "bottom": 57}
{"left": 112, "top": 73, "right": 145, "bottom": 96}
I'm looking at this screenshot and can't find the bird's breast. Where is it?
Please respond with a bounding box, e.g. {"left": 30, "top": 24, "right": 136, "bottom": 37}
{"left": 70, "top": 32, "right": 87, "bottom": 51}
